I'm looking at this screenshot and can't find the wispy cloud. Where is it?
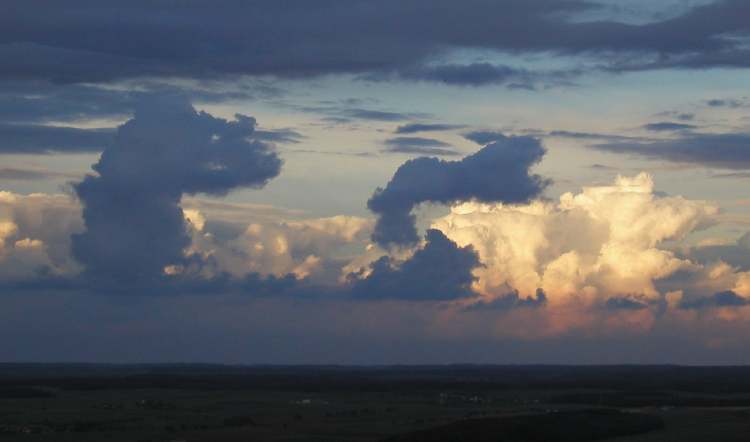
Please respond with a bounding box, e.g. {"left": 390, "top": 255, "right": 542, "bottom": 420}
{"left": 592, "top": 132, "right": 750, "bottom": 170}
{"left": 382, "top": 137, "right": 461, "bottom": 156}
{"left": 395, "top": 123, "right": 466, "bottom": 134}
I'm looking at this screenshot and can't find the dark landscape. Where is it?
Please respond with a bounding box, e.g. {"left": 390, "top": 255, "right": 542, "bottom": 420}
{"left": 1, "top": 364, "right": 749, "bottom": 441}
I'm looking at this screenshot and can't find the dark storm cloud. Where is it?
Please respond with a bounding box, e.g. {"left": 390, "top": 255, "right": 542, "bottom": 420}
{"left": 3, "top": 0, "right": 750, "bottom": 85}
{"left": 382, "top": 137, "right": 461, "bottom": 156}
{"left": 464, "top": 289, "right": 547, "bottom": 310}
{"left": 395, "top": 123, "right": 466, "bottom": 134}
{"left": 368, "top": 135, "right": 548, "bottom": 247}
{"left": 349, "top": 229, "right": 480, "bottom": 301}
{"left": 681, "top": 290, "right": 750, "bottom": 309}
{"left": 592, "top": 132, "right": 750, "bottom": 169}
{"left": 643, "top": 122, "right": 697, "bottom": 132}
{"left": 72, "top": 96, "right": 281, "bottom": 287}
{"left": 0, "top": 123, "right": 114, "bottom": 154}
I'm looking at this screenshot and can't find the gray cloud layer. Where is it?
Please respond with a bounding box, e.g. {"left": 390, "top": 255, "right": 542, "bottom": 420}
{"left": 2, "top": 1, "right": 750, "bottom": 84}
{"left": 593, "top": 132, "right": 750, "bottom": 169}
{"left": 0, "top": 81, "right": 261, "bottom": 124}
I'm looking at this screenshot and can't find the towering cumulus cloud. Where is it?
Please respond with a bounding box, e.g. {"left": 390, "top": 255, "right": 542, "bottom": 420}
{"left": 432, "top": 173, "right": 718, "bottom": 307}
{"left": 72, "top": 96, "right": 281, "bottom": 286}
{"left": 367, "top": 134, "right": 547, "bottom": 247}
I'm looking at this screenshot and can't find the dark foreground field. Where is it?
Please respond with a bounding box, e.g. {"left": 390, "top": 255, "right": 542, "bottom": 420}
{"left": 1, "top": 364, "right": 750, "bottom": 441}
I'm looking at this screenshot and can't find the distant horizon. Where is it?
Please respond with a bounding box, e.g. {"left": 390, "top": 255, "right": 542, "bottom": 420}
{"left": 3, "top": 362, "right": 750, "bottom": 368}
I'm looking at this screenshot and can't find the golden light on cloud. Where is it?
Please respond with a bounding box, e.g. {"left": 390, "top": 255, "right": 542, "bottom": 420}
{"left": 433, "top": 173, "right": 718, "bottom": 306}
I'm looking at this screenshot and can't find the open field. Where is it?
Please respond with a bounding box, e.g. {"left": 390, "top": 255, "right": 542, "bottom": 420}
{"left": 0, "top": 365, "right": 749, "bottom": 441}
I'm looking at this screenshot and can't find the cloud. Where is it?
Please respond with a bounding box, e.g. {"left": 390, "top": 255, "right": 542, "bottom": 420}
{"left": 589, "top": 163, "right": 618, "bottom": 171}
{"left": 464, "top": 288, "right": 547, "bottom": 310}
{"left": 3, "top": 1, "right": 750, "bottom": 85}
{"left": 324, "top": 110, "right": 430, "bottom": 124}
{"left": 0, "top": 81, "right": 263, "bottom": 124}
{"left": 181, "top": 197, "right": 305, "bottom": 224}
{"left": 395, "top": 123, "right": 465, "bottom": 134}
{"left": 655, "top": 111, "right": 696, "bottom": 121}
{"left": 382, "top": 137, "right": 461, "bottom": 156}
{"left": 0, "top": 83, "right": 286, "bottom": 155}
{"left": 605, "top": 296, "right": 651, "bottom": 310}
{"left": 642, "top": 122, "right": 697, "bottom": 132}
{"left": 349, "top": 229, "right": 480, "bottom": 300}
{"left": 432, "top": 173, "right": 718, "bottom": 307}
{"left": 0, "top": 186, "right": 373, "bottom": 293}
{"left": 71, "top": 96, "right": 282, "bottom": 287}
{"left": 545, "top": 130, "right": 649, "bottom": 142}
{"left": 0, "top": 191, "right": 82, "bottom": 280}
{"left": 368, "top": 135, "right": 548, "bottom": 247}
{"left": 379, "top": 63, "right": 574, "bottom": 88}
{"left": 464, "top": 129, "right": 646, "bottom": 146}
{"left": 463, "top": 130, "right": 508, "bottom": 145}
{"left": 187, "top": 211, "right": 373, "bottom": 283}
{"left": 6, "top": 171, "right": 750, "bottom": 353}
{"left": 684, "top": 232, "right": 750, "bottom": 271}
{"left": 706, "top": 98, "right": 748, "bottom": 108}
{"left": 289, "top": 102, "right": 431, "bottom": 124}
{"left": 0, "top": 123, "right": 114, "bottom": 154}
{"left": 681, "top": 290, "right": 750, "bottom": 309}
{"left": 710, "top": 172, "right": 750, "bottom": 179}
{"left": 341, "top": 109, "right": 418, "bottom": 122}
{"left": 0, "top": 167, "right": 79, "bottom": 181}
{"left": 254, "top": 128, "right": 305, "bottom": 144}
{"left": 592, "top": 132, "right": 750, "bottom": 169}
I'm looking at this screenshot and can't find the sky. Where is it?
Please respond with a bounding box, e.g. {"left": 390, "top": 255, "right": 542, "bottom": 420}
{"left": 3, "top": 0, "right": 750, "bottom": 364}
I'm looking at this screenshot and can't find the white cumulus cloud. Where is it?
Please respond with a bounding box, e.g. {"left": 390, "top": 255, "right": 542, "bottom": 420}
{"left": 432, "top": 173, "right": 718, "bottom": 306}
{"left": 0, "top": 191, "right": 83, "bottom": 279}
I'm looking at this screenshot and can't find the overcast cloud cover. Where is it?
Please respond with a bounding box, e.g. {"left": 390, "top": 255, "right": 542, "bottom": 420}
{"left": 3, "top": 0, "right": 750, "bottom": 364}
